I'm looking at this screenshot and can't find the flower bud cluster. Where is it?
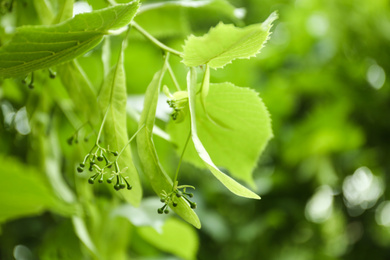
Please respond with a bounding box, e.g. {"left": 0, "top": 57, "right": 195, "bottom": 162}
{"left": 76, "top": 145, "right": 131, "bottom": 191}
{"left": 158, "top": 185, "right": 196, "bottom": 214}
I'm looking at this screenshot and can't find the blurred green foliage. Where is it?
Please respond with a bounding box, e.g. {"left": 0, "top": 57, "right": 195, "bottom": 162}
{"left": 1, "top": 0, "right": 390, "bottom": 259}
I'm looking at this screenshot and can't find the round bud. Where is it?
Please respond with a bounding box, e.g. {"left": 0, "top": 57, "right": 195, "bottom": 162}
{"left": 176, "top": 191, "right": 183, "bottom": 197}
{"left": 107, "top": 179, "right": 112, "bottom": 184}
{"left": 127, "top": 184, "right": 132, "bottom": 190}
{"left": 77, "top": 167, "right": 83, "bottom": 173}
{"left": 80, "top": 163, "right": 85, "bottom": 168}
{"left": 88, "top": 178, "right": 94, "bottom": 184}
{"left": 67, "top": 137, "right": 73, "bottom": 145}
{"left": 187, "top": 193, "right": 194, "bottom": 198}
{"left": 164, "top": 209, "right": 169, "bottom": 214}
{"left": 190, "top": 202, "right": 197, "bottom": 209}
{"left": 119, "top": 183, "right": 126, "bottom": 189}
{"left": 172, "top": 202, "right": 178, "bottom": 207}
{"left": 160, "top": 198, "right": 166, "bottom": 203}
{"left": 114, "top": 184, "right": 121, "bottom": 191}
{"left": 98, "top": 179, "right": 103, "bottom": 184}
{"left": 113, "top": 151, "right": 119, "bottom": 156}
{"left": 157, "top": 208, "right": 164, "bottom": 214}
{"left": 97, "top": 156, "right": 103, "bottom": 162}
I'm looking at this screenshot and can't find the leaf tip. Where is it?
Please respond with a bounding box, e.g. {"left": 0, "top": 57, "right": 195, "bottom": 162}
{"left": 262, "top": 11, "right": 278, "bottom": 30}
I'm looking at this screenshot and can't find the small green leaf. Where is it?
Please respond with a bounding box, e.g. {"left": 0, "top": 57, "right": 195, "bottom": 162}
{"left": 98, "top": 41, "right": 142, "bottom": 206}
{"left": 137, "top": 218, "right": 199, "bottom": 260}
{"left": 186, "top": 68, "right": 260, "bottom": 199}
{"left": 137, "top": 67, "right": 201, "bottom": 229}
{"left": 168, "top": 82, "right": 272, "bottom": 187}
{"left": 0, "top": 156, "right": 71, "bottom": 223}
{"left": 182, "top": 12, "right": 277, "bottom": 68}
{"left": 0, "top": 1, "right": 140, "bottom": 78}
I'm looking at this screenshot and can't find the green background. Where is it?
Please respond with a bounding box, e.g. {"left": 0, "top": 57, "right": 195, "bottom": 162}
{"left": 1, "top": 0, "right": 390, "bottom": 259}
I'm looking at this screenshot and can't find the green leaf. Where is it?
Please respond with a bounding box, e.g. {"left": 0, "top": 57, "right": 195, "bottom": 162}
{"left": 98, "top": 41, "right": 142, "bottom": 207}
{"left": 168, "top": 82, "right": 272, "bottom": 186}
{"left": 0, "top": 156, "right": 70, "bottom": 223}
{"left": 186, "top": 68, "right": 260, "bottom": 199}
{"left": 53, "top": 0, "right": 75, "bottom": 24}
{"left": 72, "top": 216, "right": 98, "bottom": 256}
{"left": 182, "top": 11, "right": 277, "bottom": 68}
{"left": 57, "top": 61, "right": 100, "bottom": 128}
{"left": 33, "top": 0, "right": 55, "bottom": 25}
{"left": 137, "top": 67, "right": 201, "bottom": 229}
{"left": 0, "top": 1, "right": 140, "bottom": 78}
{"left": 137, "top": 218, "right": 199, "bottom": 260}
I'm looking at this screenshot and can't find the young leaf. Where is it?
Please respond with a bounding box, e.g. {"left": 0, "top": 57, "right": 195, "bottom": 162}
{"left": 182, "top": 12, "right": 277, "bottom": 68}
{"left": 98, "top": 41, "right": 142, "bottom": 207}
{"left": 0, "top": 1, "right": 140, "bottom": 78}
{"left": 187, "top": 68, "right": 260, "bottom": 199}
{"left": 137, "top": 66, "right": 201, "bottom": 229}
{"left": 168, "top": 82, "right": 272, "bottom": 187}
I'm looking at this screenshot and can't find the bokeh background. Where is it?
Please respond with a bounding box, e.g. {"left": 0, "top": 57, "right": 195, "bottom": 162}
{"left": 1, "top": 0, "right": 390, "bottom": 259}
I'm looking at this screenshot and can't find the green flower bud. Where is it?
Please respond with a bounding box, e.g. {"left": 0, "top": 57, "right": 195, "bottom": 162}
{"left": 107, "top": 175, "right": 115, "bottom": 184}
{"left": 114, "top": 184, "right": 121, "bottom": 191}
{"left": 67, "top": 137, "right": 73, "bottom": 145}
{"left": 190, "top": 202, "right": 197, "bottom": 209}
{"left": 164, "top": 209, "right": 169, "bottom": 214}
{"left": 77, "top": 166, "right": 83, "bottom": 173}
{"left": 88, "top": 178, "right": 94, "bottom": 184}
{"left": 176, "top": 191, "right": 183, "bottom": 197}
{"left": 157, "top": 208, "right": 164, "bottom": 214}
{"left": 97, "top": 156, "right": 103, "bottom": 162}
{"left": 172, "top": 202, "right": 178, "bottom": 207}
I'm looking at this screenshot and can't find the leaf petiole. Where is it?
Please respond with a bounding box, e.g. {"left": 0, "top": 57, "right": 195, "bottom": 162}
{"left": 172, "top": 130, "right": 192, "bottom": 190}
{"left": 131, "top": 21, "right": 183, "bottom": 57}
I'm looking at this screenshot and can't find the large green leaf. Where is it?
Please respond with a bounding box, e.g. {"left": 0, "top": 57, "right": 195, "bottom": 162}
{"left": 0, "top": 156, "right": 71, "bottom": 223}
{"left": 137, "top": 67, "right": 201, "bottom": 229}
{"left": 182, "top": 12, "right": 277, "bottom": 68}
{"left": 137, "top": 218, "right": 199, "bottom": 260}
{"left": 0, "top": 1, "right": 139, "bottom": 78}
{"left": 98, "top": 42, "right": 142, "bottom": 206}
{"left": 168, "top": 82, "right": 272, "bottom": 186}
{"left": 186, "top": 68, "right": 260, "bottom": 199}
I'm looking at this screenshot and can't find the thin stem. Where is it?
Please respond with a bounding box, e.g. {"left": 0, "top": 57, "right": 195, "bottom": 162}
{"left": 131, "top": 21, "right": 183, "bottom": 57}
{"left": 117, "top": 124, "right": 145, "bottom": 158}
{"left": 167, "top": 62, "right": 181, "bottom": 91}
{"left": 172, "top": 130, "right": 192, "bottom": 187}
{"left": 96, "top": 108, "right": 109, "bottom": 146}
